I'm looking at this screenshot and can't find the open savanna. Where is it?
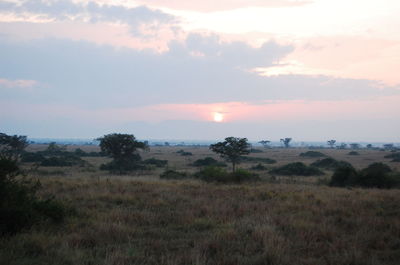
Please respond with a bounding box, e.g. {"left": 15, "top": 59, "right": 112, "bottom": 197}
{"left": 2, "top": 145, "right": 400, "bottom": 265}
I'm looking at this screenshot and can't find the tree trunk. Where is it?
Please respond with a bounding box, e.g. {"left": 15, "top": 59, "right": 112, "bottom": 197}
{"left": 232, "top": 162, "right": 236, "bottom": 172}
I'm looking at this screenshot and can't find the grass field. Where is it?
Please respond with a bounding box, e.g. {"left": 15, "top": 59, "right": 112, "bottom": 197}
{"left": 2, "top": 145, "right": 400, "bottom": 265}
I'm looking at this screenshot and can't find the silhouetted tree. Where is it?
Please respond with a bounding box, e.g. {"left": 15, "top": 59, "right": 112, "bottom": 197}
{"left": 327, "top": 140, "right": 336, "bottom": 148}
{"left": 0, "top": 133, "right": 28, "bottom": 160}
{"left": 210, "top": 137, "right": 251, "bottom": 172}
{"left": 259, "top": 140, "right": 271, "bottom": 148}
{"left": 280, "top": 138, "right": 292, "bottom": 148}
{"left": 97, "top": 133, "right": 148, "bottom": 173}
{"left": 350, "top": 143, "right": 360, "bottom": 149}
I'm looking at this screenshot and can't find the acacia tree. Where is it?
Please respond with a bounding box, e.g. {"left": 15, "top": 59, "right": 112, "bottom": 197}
{"left": 97, "top": 133, "right": 148, "bottom": 173}
{"left": 280, "top": 138, "right": 292, "bottom": 148}
{"left": 327, "top": 140, "right": 336, "bottom": 148}
{"left": 259, "top": 140, "right": 271, "bottom": 148}
{"left": 210, "top": 137, "right": 251, "bottom": 172}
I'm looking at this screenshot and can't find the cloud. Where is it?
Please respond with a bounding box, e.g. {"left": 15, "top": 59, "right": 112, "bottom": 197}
{"left": 0, "top": 78, "right": 38, "bottom": 89}
{"left": 0, "top": 34, "right": 398, "bottom": 110}
{"left": 0, "top": 0, "right": 177, "bottom": 37}
{"left": 139, "top": 0, "right": 312, "bottom": 12}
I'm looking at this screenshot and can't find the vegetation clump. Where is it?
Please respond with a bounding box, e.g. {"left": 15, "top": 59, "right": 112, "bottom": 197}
{"left": 348, "top": 151, "right": 360, "bottom": 156}
{"left": 176, "top": 150, "right": 193, "bottom": 156}
{"left": 384, "top": 152, "right": 400, "bottom": 162}
{"left": 97, "top": 133, "right": 148, "bottom": 174}
{"left": 40, "top": 154, "right": 86, "bottom": 167}
{"left": 330, "top": 162, "right": 400, "bottom": 189}
{"left": 250, "top": 163, "right": 268, "bottom": 171}
{"left": 195, "top": 166, "right": 260, "bottom": 183}
{"left": 269, "top": 162, "right": 324, "bottom": 176}
{"left": 311, "top": 157, "right": 351, "bottom": 170}
{"left": 240, "top": 156, "right": 276, "bottom": 164}
{"left": 21, "top": 152, "right": 46, "bottom": 163}
{"left": 160, "top": 169, "right": 188, "bottom": 180}
{"left": 249, "top": 148, "right": 263, "bottom": 153}
{"left": 192, "top": 157, "right": 227, "bottom": 167}
{"left": 0, "top": 133, "right": 68, "bottom": 236}
{"left": 210, "top": 137, "right": 251, "bottom": 172}
{"left": 299, "top": 151, "right": 326, "bottom": 158}
{"left": 143, "top": 158, "right": 168, "bottom": 167}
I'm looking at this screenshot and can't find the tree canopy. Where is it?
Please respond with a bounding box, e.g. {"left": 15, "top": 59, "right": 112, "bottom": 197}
{"left": 210, "top": 137, "right": 251, "bottom": 172}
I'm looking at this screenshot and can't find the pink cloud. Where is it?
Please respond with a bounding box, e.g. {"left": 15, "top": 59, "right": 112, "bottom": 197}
{"left": 0, "top": 78, "right": 38, "bottom": 89}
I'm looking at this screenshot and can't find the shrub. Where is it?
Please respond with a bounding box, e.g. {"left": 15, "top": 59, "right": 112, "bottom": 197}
{"left": 143, "top": 158, "right": 168, "bottom": 167}
{"left": 100, "top": 158, "right": 146, "bottom": 173}
{"left": 250, "top": 148, "right": 263, "bottom": 153}
{"left": 160, "top": 169, "right": 188, "bottom": 180}
{"left": 269, "top": 162, "right": 324, "bottom": 176}
{"left": 299, "top": 151, "right": 326, "bottom": 158}
{"left": 21, "top": 152, "right": 45, "bottom": 163}
{"left": 348, "top": 151, "right": 360, "bottom": 156}
{"left": 40, "top": 155, "right": 85, "bottom": 167}
{"left": 192, "top": 157, "right": 227, "bottom": 167}
{"left": 329, "top": 162, "right": 400, "bottom": 189}
{"left": 329, "top": 163, "right": 358, "bottom": 187}
{"left": 177, "top": 150, "right": 193, "bottom": 156}
{"left": 240, "top": 156, "right": 276, "bottom": 164}
{"left": 355, "top": 163, "right": 399, "bottom": 188}
{"left": 0, "top": 158, "right": 67, "bottom": 236}
{"left": 250, "top": 163, "right": 268, "bottom": 171}
{"left": 195, "top": 166, "right": 260, "bottom": 183}
{"left": 311, "top": 158, "right": 351, "bottom": 170}
{"left": 384, "top": 152, "right": 400, "bottom": 162}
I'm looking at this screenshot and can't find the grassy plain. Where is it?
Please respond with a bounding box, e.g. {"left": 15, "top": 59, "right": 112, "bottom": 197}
{"left": 1, "top": 145, "right": 400, "bottom": 265}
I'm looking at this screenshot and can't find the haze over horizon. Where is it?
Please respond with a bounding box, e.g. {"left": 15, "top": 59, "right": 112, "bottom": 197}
{"left": 1, "top": 0, "right": 399, "bottom": 141}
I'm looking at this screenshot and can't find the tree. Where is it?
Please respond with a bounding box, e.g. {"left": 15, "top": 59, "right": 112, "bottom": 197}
{"left": 259, "top": 140, "right": 271, "bottom": 148}
{"left": 97, "top": 133, "right": 148, "bottom": 173}
{"left": 0, "top": 133, "right": 28, "bottom": 160}
{"left": 280, "top": 138, "right": 292, "bottom": 148}
{"left": 350, "top": 143, "right": 360, "bottom": 149}
{"left": 210, "top": 137, "right": 251, "bottom": 172}
{"left": 327, "top": 140, "right": 336, "bottom": 148}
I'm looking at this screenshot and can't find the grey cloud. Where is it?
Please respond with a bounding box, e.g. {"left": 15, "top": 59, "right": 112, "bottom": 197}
{"left": 0, "top": 34, "right": 397, "bottom": 109}
{"left": 0, "top": 0, "right": 176, "bottom": 36}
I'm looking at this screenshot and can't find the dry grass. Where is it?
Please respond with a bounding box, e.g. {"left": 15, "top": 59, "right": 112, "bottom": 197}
{"left": 2, "top": 146, "right": 400, "bottom": 264}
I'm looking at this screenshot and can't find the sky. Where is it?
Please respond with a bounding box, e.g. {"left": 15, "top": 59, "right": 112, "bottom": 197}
{"left": 0, "top": 0, "right": 399, "bottom": 142}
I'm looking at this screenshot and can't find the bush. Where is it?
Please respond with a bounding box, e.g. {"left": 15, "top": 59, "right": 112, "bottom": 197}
{"left": 250, "top": 148, "right": 263, "bottom": 153}
{"left": 195, "top": 166, "right": 260, "bottom": 183}
{"left": 0, "top": 158, "right": 67, "bottom": 236}
{"left": 21, "top": 152, "right": 45, "bottom": 163}
{"left": 160, "top": 169, "right": 188, "bottom": 180}
{"left": 143, "top": 158, "right": 168, "bottom": 167}
{"left": 269, "top": 162, "right": 324, "bottom": 176}
{"left": 384, "top": 152, "right": 400, "bottom": 162}
{"left": 329, "top": 163, "right": 358, "bottom": 187}
{"left": 250, "top": 163, "right": 268, "bottom": 171}
{"left": 192, "top": 157, "right": 227, "bottom": 167}
{"left": 348, "top": 151, "right": 360, "bottom": 156}
{"left": 40, "top": 155, "right": 85, "bottom": 167}
{"left": 329, "top": 162, "right": 400, "bottom": 189}
{"left": 240, "top": 156, "right": 276, "bottom": 164}
{"left": 100, "top": 158, "right": 146, "bottom": 173}
{"left": 177, "top": 150, "right": 193, "bottom": 156}
{"left": 299, "top": 151, "right": 326, "bottom": 158}
{"left": 311, "top": 158, "right": 351, "bottom": 170}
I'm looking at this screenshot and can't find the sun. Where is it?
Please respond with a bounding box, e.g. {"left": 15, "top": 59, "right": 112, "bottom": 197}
{"left": 213, "top": 112, "right": 224, "bottom": 122}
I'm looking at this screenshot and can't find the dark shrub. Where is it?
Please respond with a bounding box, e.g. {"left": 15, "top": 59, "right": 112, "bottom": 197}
{"left": 0, "top": 158, "right": 67, "bottom": 236}
{"left": 269, "top": 162, "right": 324, "bottom": 176}
{"left": 40, "top": 154, "right": 85, "bottom": 167}
{"left": 251, "top": 163, "right": 268, "bottom": 171}
{"left": 143, "top": 158, "right": 168, "bottom": 167}
{"left": 195, "top": 166, "right": 260, "bottom": 183}
{"left": 192, "top": 157, "right": 227, "bottom": 167}
{"left": 240, "top": 156, "right": 276, "bottom": 164}
{"left": 21, "top": 152, "right": 45, "bottom": 163}
{"left": 100, "top": 157, "right": 146, "bottom": 173}
{"left": 177, "top": 150, "right": 192, "bottom": 156}
{"left": 384, "top": 152, "right": 400, "bottom": 162}
{"left": 250, "top": 148, "right": 263, "bottom": 153}
{"left": 299, "top": 151, "right": 326, "bottom": 158}
{"left": 73, "top": 148, "right": 104, "bottom": 157}
{"left": 311, "top": 158, "right": 352, "bottom": 170}
{"left": 329, "top": 163, "right": 358, "bottom": 187}
{"left": 355, "top": 163, "right": 399, "bottom": 188}
{"left": 160, "top": 169, "right": 188, "bottom": 180}
{"left": 329, "top": 162, "right": 400, "bottom": 189}
{"left": 348, "top": 151, "right": 360, "bottom": 156}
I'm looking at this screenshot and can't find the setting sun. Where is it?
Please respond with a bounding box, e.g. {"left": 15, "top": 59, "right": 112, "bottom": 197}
{"left": 213, "top": 112, "right": 224, "bottom": 122}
